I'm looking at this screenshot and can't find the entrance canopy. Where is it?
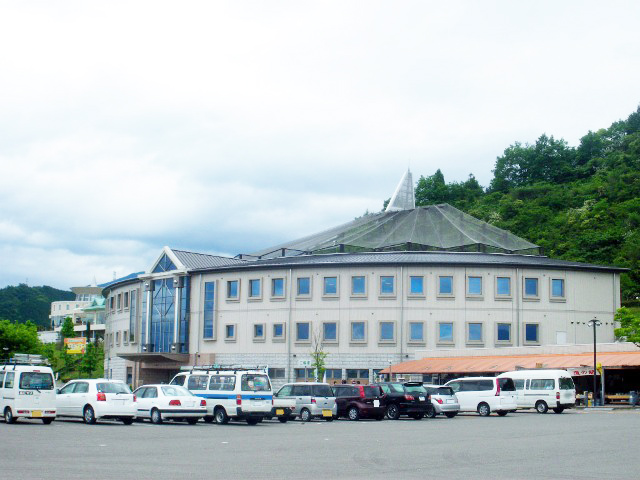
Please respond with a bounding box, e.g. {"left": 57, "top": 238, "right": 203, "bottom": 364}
{"left": 381, "top": 351, "right": 640, "bottom": 375}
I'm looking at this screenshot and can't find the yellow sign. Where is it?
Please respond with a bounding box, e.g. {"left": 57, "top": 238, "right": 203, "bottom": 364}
{"left": 64, "top": 337, "right": 87, "bottom": 354}
{"left": 596, "top": 362, "right": 603, "bottom": 375}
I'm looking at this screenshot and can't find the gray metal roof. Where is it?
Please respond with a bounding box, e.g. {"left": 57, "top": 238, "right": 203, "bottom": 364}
{"left": 172, "top": 249, "right": 247, "bottom": 270}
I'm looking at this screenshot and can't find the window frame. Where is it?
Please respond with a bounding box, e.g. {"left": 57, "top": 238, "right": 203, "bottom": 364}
{"left": 378, "top": 321, "right": 396, "bottom": 344}
{"left": 226, "top": 279, "right": 240, "bottom": 301}
{"left": 437, "top": 275, "right": 454, "bottom": 298}
{"left": 408, "top": 321, "right": 425, "bottom": 344}
{"left": 466, "top": 275, "right": 483, "bottom": 298}
{"left": 296, "top": 276, "right": 312, "bottom": 299}
{"left": 437, "top": 321, "right": 455, "bottom": 345}
{"left": 408, "top": 275, "right": 425, "bottom": 297}
{"left": 272, "top": 323, "right": 286, "bottom": 342}
{"left": 271, "top": 277, "right": 286, "bottom": 300}
{"left": 523, "top": 277, "right": 540, "bottom": 300}
{"left": 322, "top": 276, "right": 339, "bottom": 298}
{"left": 253, "top": 323, "right": 266, "bottom": 342}
{"left": 466, "top": 322, "right": 484, "bottom": 345}
{"left": 550, "top": 278, "right": 566, "bottom": 301}
{"left": 495, "top": 276, "right": 512, "bottom": 299}
{"left": 295, "top": 322, "right": 311, "bottom": 344}
{"left": 248, "top": 278, "right": 262, "bottom": 300}
{"left": 524, "top": 322, "right": 541, "bottom": 344}
{"left": 350, "top": 275, "right": 367, "bottom": 297}
{"left": 224, "top": 324, "right": 237, "bottom": 342}
{"left": 349, "top": 321, "right": 367, "bottom": 344}
{"left": 379, "top": 275, "right": 396, "bottom": 297}
{"left": 495, "top": 322, "right": 513, "bottom": 345}
{"left": 322, "top": 321, "right": 338, "bottom": 343}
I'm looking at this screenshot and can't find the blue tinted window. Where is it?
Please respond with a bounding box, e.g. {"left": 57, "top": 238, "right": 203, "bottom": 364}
{"left": 525, "top": 324, "right": 539, "bottom": 342}
{"left": 297, "top": 277, "right": 310, "bottom": 295}
{"left": 227, "top": 280, "right": 238, "bottom": 299}
{"left": 410, "top": 276, "right": 423, "bottom": 294}
{"left": 203, "top": 282, "right": 215, "bottom": 338}
{"left": 323, "top": 322, "right": 337, "bottom": 340}
{"left": 352, "top": 276, "right": 365, "bottom": 294}
{"left": 525, "top": 278, "right": 538, "bottom": 296}
{"left": 439, "top": 276, "right": 453, "bottom": 294}
{"left": 497, "top": 323, "right": 511, "bottom": 341}
{"left": 439, "top": 323, "right": 453, "bottom": 342}
{"left": 496, "top": 277, "right": 511, "bottom": 296}
{"left": 468, "top": 277, "right": 482, "bottom": 295}
{"left": 380, "top": 322, "right": 394, "bottom": 341}
{"left": 225, "top": 324, "right": 235, "bottom": 339}
{"left": 152, "top": 254, "right": 177, "bottom": 273}
{"left": 296, "top": 322, "right": 310, "bottom": 341}
{"left": 273, "top": 324, "right": 284, "bottom": 338}
{"left": 552, "top": 279, "right": 564, "bottom": 297}
{"left": 272, "top": 278, "right": 284, "bottom": 297}
{"left": 249, "top": 279, "right": 261, "bottom": 297}
{"left": 380, "top": 276, "right": 394, "bottom": 294}
{"left": 351, "top": 322, "right": 365, "bottom": 341}
{"left": 254, "top": 324, "right": 264, "bottom": 338}
{"left": 410, "top": 322, "right": 424, "bottom": 341}
{"left": 468, "top": 323, "right": 482, "bottom": 341}
{"left": 324, "top": 277, "right": 337, "bottom": 295}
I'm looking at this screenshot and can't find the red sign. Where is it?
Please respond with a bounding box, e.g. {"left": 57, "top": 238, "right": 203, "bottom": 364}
{"left": 567, "top": 368, "right": 599, "bottom": 377}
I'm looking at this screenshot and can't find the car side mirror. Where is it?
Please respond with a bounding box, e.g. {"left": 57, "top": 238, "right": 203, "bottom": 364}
{"left": 55, "top": 388, "right": 60, "bottom": 394}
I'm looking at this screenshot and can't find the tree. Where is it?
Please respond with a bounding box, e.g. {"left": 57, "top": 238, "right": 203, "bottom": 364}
{"left": 614, "top": 307, "right": 640, "bottom": 347}
{"left": 60, "top": 317, "right": 75, "bottom": 339}
{"left": 310, "top": 328, "right": 328, "bottom": 382}
{"left": 415, "top": 169, "right": 449, "bottom": 205}
{"left": 0, "top": 319, "right": 43, "bottom": 358}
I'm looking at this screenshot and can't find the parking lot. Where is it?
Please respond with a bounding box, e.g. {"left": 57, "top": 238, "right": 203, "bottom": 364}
{"left": 1, "top": 409, "right": 639, "bottom": 480}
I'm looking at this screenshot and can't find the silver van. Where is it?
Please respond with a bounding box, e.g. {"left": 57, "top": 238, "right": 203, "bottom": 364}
{"left": 275, "top": 382, "right": 337, "bottom": 422}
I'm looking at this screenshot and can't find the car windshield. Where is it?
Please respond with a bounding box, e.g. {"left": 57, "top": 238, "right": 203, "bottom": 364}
{"left": 241, "top": 374, "right": 270, "bottom": 392}
{"left": 404, "top": 384, "right": 427, "bottom": 394}
{"left": 559, "top": 377, "right": 575, "bottom": 390}
{"left": 97, "top": 382, "right": 131, "bottom": 394}
{"left": 498, "top": 378, "right": 516, "bottom": 392}
{"left": 19, "top": 372, "right": 54, "bottom": 390}
{"left": 162, "top": 385, "right": 193, "bottom": 396}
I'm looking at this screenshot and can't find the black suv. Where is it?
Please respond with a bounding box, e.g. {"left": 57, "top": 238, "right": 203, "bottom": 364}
{"left": 332, "top": 384, "right": 386, "bottom": 421}
{"left": 374, "top": 382, "right": 431, "bottom": 420}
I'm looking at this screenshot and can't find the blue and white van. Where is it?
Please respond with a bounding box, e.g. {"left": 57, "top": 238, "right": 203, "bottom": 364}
{"left": 170, "top": 366, "right": 273, "bottom": 425}
{"left": 498, "top": 369, "right": 576, "bottom": 414}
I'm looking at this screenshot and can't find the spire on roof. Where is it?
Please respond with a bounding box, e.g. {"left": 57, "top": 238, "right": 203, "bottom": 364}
{"left": 385, "top": 169, "right": 415, "bottom": 212}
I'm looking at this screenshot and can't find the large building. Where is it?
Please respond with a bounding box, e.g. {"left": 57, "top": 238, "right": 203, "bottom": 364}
{"left": 102, "top": 172, "right": 627, "bottom": 388}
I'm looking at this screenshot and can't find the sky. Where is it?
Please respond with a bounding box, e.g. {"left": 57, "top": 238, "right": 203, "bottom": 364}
{"left": 1, "top": 1, "right": 639, "bottom": 290}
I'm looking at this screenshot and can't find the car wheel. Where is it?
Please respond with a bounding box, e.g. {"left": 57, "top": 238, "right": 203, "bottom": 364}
{"left": 187, "top": 418, "right": 199, "bottom": 425}
{"left": 42, "top": 418, "right": 54, "bottom": 425}
{"left": 4, "top": 407, "right": 16, "bottom": 424}
{"left": 426, "top": 406, "right": 437, "bottom": 418}
{"left": 214, "top": 407, "right": 229, "bottom": 425}
{"left": 535, "top": 401, "right": 548, "bottom": 414}
{"left": 497, "top": 410, "right": 508, "bottom": 417}
{"left": 121, "top": 417, "right": 134, "bottom": 425}
{"left": 83, "top": 406, "right": 97, "bottom": 424}
{"left": 347, "top": 407, "right": 360, "bottom": 421}
{"left": 151, "top": 408, "right": 163, "bottom": 425}
{"left": 386, "top": 404, "right": 400, "bottom": 420}
{"left": 278, "top": 417, "right": 288, "bottom": 423}
{"left": 246, "top": 417, "right": 259, "bottom": 425}
{"left": 300, "top": 408, "right": 312, "bottom": 422}
{"left": 552, "top": 407, "right": 565, "bottom": 414}
{"left": 444, "top": 412, "right": 457, "bottom": 418}
{"left": 477, "top": 402, "right": 490, "bottom": 417}
{"left": 203, "top": 415, "right": 214, "bottom": 423}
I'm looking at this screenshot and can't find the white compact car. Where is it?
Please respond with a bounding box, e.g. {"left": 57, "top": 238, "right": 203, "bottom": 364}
{"left": 445, "top": 377, "right": 517, "bottom": 416}
{"left": 56, "top": 379, "right": 137, "bottom": 424}
{"left": 423, "top": 384, "right": 460, "bottom": 418}
{"left": 133, "top": 384, "right": 207, "bottom": 424}
{"left": 1, "top": 361, "right": 57, "bottom": 424}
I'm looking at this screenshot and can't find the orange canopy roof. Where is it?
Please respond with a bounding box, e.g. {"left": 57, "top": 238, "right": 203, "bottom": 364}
{"left": 381, "top": 351, "right": 640, "bottom": 374}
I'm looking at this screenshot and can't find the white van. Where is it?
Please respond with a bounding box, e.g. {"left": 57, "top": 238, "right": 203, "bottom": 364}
{"left": 170, "top": 366, "right": 273, "bottom": 425}
{"left": 445, "top": 376, "right": 518, "bottom": 416}
{"left": 498, "top": 370, "right": 576, "bottom": 414}
{"left": 1, "top": 355, "right": 57, "bottom": 424}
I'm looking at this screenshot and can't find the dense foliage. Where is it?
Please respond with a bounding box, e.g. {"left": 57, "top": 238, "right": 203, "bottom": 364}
{"left": 0, "top": 284, "right": 75, "bottom": 329}
{"left": 414, "top": 106, "right": 640, "bottom": 302}
{"left": 0, "top": 319, "right": 43, "bottom": 357}
{"left": 614, "top": 307, "right": 640, "bottom": 347}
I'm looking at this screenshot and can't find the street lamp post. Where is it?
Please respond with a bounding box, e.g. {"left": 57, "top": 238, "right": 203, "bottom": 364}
{"left": 587, "top": 318, "right": 602, "bottom": 406}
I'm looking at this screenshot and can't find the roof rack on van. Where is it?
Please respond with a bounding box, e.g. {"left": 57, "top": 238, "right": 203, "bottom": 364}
{"left": 179, "top": 364, "right": 269, "bottom": 374}
{"left": 2, "top": 353, "right": 50, "bottom": 369}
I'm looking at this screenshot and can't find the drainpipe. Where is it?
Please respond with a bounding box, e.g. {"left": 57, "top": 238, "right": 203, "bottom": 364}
{"left": 144, "top": 280, "right": 154, "bottom": 352}
{"left": 287, "top": 268, "right": 293, "bottom": 382}
{"left": 172, "top": 276, "right": 183, "bottom": 353}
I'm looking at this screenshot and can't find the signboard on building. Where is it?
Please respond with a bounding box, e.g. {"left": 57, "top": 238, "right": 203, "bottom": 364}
{"left": 64, "top": 337, "right": 87, "bottom": 354}
{"left": 567, "top": 367, "right": 600, "bottom": 376}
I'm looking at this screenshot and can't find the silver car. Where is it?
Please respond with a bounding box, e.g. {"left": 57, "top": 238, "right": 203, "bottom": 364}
{"left": 275, "top": 382, "right": 337, "bottom": 422}
{"left": 423, "top": 384, "right": 460, "bottom": 418}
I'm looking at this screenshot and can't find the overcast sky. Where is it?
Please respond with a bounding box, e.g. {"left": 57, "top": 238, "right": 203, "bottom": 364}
{"left": 1, "top": 1, "right": 639, "bottom": 290}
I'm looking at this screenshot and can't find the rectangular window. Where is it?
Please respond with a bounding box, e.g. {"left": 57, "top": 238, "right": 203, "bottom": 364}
{"left": 351, "top": 276, "right": 366, "bottom": 295}
{"left": 273, "top": 323, "right": 285, "bottom": 340}
{"left": 249, "top": 279, "right": 261, "bottom": 298}
{"left": 350, "top": 322, "right": 366, "bottom": 342}
{"left": 467, "top": 323, "right": 483, "bottom": 342}
{"left": 116, "top": 331, "right": 120, "bottom": 346}
{"left": 409, "top": 322, "right": 424, "bottom": 342}
{"left": 524, "top": 278, "right": 539, "bottom": 297}
{"left": 496, "top": 277, "right": 511, "bottom": 296}
{"left": 123, "top": 330, "right": 128, "bottom": 345}
{"left": 438, "top": 276, "right": 453, "bottom": 295}
{"left": 117, "top": 294, "right": 122, "bottom": 310}
{"left": 227, "top": 280, "right": 239, "bottom": 299}
{"left": 323, "top": 322, "right": 337, "bottom": 341}
{"left": 123, "top": 291, "right": 129, "bottom": 309}
{"left": 129, "top": 289, "right": 137, "bottom": 343}
{"left": 271, "top": 278, "right": 284, "bottom": 297}
{"left": 268, "top": 368, "right": 285, "bottom": 379}
{"left": 323, "top": 277, "right": 338, "bottom": 295}
{"left": 380, "top": 276, "right": 394, "bottom": 295}
{"left": 551, "top": 278, "right": 565, "bottom": 298}
{"left": 253, "top": 324, "right": 265, "bottom": 340}
{"left": 409, "top": 276, "right": 424, "bottom": 295}
{"left": 467, "top": 276, "right": 482, "bottom": 295}
{"left": 438, "top": 322, "right": 454, "bottom": 343}
{"left": 296, "top": 322, "right": 310, "bottom": 342}
{"left": 225, "top": 324, "right": 236, "bottom": 340}
{"left": 497, "top": 323, "right": 511, "bottom": 342}
{"left": 297, "top": 277, "right": 310, "bottom": 296}
{"left": 379, "top": 322, "right": 395, "bottom": 342}
{"left": 525, "top": 323, "right": 540, "bottom": 343}
{"left": 203, "top": 282, "right": 215, "bottom": 339}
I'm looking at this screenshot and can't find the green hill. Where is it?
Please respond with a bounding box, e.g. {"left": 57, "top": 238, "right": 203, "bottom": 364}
{"left": 0, "top": 284, "right": 75, "bottom": 329}
{"left": 413, "top": 106, "right": 640, "bottom": 303}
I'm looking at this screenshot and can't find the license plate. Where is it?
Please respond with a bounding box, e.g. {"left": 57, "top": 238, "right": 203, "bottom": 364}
{"left": 252, "top": 400, "right": 263, "bottom": 406}
{"left": 419, "top": 396, "right": 425, "bottom": 401}
{"left": 373, "top": 400, "right": 380, "bottom": 407}
{"left": 322, "top": 409, "right": 333, "bottom": 417}
{"left": 446, "top": 399, "right": 455, "bottom": 404}
{"left": 32, "top": 410, "right": 42, "bottom": 418}
{"left": 276, "top": 409, "right": 284, "bottom": 415}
